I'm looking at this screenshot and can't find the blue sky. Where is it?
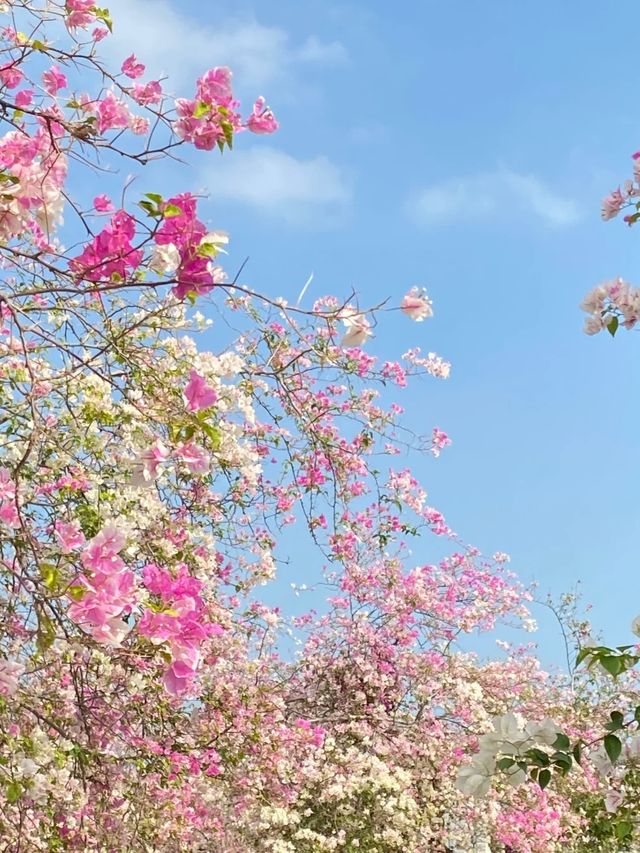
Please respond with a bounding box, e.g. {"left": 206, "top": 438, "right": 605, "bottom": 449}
{"left": 102, "top": 0, "right": 640, "bottom": 664}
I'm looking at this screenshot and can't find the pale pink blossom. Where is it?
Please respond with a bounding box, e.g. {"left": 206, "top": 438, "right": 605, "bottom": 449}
{"left": 132, "top": 80, "right": 162, "bottom": 106}
{"left": 130, "top": 440, "right": 170, "bottom": 488}
{"left": 0, "top": 659, "right": 24, "bottom": 696}
{"left": 175, "top": 441, "right": 211, "bottom": 474}
{"left": 42, "top": 65, "right": 67, "bottom": 96}
{"left": 401, "top": 287, "right": 433, "bottom": 321}
{"left": 129, "top": 115, "right": 150, "bottom": 136}
{"left": 340, "top": 309, "right": 372, "bottom": 347}
{"left": 601, "top": 187, "right": 626, "bottom": 221}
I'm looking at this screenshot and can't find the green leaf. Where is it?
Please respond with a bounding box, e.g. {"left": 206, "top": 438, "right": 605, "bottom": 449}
{"left": 606, "top": 711, "right": 625, "bottom": 731}
{"left": 606, "top": 316, "right": 619, "bottom": 337}
{"left": 67, "top": 584, "right": 85, "bottom": 602}
{"left": 634, "top": 706, "right": 640, "bottom": 724}
{"left": 551, "top": 752, "right": 572, "bottom": 773}
{"left": 162, "top": 204, "right": 182, "bottom": 218}
{"left": 40, "top": 563, "right": 59, "bottom": 591}
{"left": 6, "top": 781, "right": 22, "bottom": 803}
{"left": 30, "top": 39, "right": 47, "bottom": 51}
{"left": 615, "top": 820, "right": 633, "bottom": 841}
{"left": 94, "top": 7, "right": 113, "bottom": 32}
{"left": 197, "top": 243, "right": 220, "bottom": 259}
{"left": 193, "top": 101, "right": 210, "bottom": 119}
{"left": 138, "top": 200, "right": 160, "bottom": 218}
{"left": 604, "top": 734, "right": 622, "bottom": 764}
{"left": 576, "top": 647, "right": 592, "bottom": 667}
{"left": 497, "top": 757, "right": 515, "bottom": 770}
{"left": 538, "top": 768, "right": 551, "bottom": 790}
{"left": 527, "top": 748, "right": 550, "bottom": 768}
{"left": 552, "top": 733, "right": 570, "bottom": 751}
{"left": 144, "top": 192, "right": 163, "bottom": 205}
{"left": 600, "top": 656, "right": 624, "bottom": 678}
{"left": 200, "top": 421, "right": 221, "bottom": 451}
{"left": 573, "top": 741, "right": 582, "bottom": 765}
{"left": 221, "top": 120, "right": 234, "bottom": 149}
{"left": 36, "top": 612, "right": 56, "bottom": 653}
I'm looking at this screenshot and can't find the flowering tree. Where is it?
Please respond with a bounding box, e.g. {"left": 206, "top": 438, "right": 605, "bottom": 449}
{"left": 0, "top": 2, "right": 634, "bottom": 852}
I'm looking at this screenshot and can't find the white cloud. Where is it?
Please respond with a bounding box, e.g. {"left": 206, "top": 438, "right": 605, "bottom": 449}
{"left": 103, "top": 0, "right": 346, "bottom": 93}
{"left": 200, "top": 147, "right": 351, "bottom": 225}
{"left": 408, "top": 170, "right": 581, "bottom": 228}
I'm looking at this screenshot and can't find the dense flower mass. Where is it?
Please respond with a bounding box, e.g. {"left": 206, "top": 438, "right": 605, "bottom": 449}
{"left": 0, "top": 3, "right": 637, "bottom": 852}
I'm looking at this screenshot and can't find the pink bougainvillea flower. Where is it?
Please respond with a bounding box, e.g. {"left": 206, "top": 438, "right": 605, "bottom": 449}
{"left": 129, "top": 115, "right": 150, "bottom": 136}
{"left": 0, "top": 660, "right": 24, "bottom": 697}
{"left": 175, "top": 441, "right": 211, "bottom": 474}
{"left": 401, "top": 287, "right": 433, "bottom": 321}
{"left": 196, "top": 66, "right": 233, "bottom": 103}
{"left": 65, "top": 0, "right": 97, "bottom": 29}
{"left": 121, "top": 54, "right": 145, "bottom": 79}
{"left": 247, "top": 97, "right": 279, "bottom": 134}
{"left": 42, "top": 65, "right": 68, "bottom": 96}
{"left": 130, "top": 439, "right": 170, "bottom": 488}
{"left": 0, "top": 502, "right": 19, "bottom": 528}
{"left": 14, "top": 89, "right": 34, "bottom": 107}
{"left": 184, "top": 370, "right": 217, "bottom": 412}
{"left": 54, "top": 520, "right": 86, "bottom": 553}
{"left": 132, "top": 80, "right": 163, "bottom": 105}
{"left": 96, "top": 91, "right": 130, "bottom": 134}
{"left": 0, "top": 64, "right": 23, "bottom": 89}
{"left": 430, "top": 427, "right": 452, "bottom": 458}
{"left": 93, "top": 194, "right": 114, "bottom": 213}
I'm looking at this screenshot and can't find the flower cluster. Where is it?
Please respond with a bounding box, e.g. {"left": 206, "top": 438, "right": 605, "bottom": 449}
{"left": 457, "top": 713, "right": 562, "bottom": 798}
{"left": 581, "top": 276, "right": 640, "bottom": 335}
{"left": 174, "top": 67, "right": 278, "bottom": 150}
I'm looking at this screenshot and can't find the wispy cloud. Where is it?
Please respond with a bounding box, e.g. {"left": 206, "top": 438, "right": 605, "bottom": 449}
{"left": 104, "top": 0, "right": 346, "bottom": 93}
{"left": 200, "top": 147, "right": 351, "bottom": 226}
{"left": 408, "top": 170, "right": 581, "bottom": 228}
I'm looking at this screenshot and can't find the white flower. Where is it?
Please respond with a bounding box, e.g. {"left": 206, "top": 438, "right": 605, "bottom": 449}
{"left": 631, "top": 614, "right": 640, "bottom": 638}
{"left": 456, "top": 753, "right": 495, "bottom": 798}
{"left": 17, "top": 758, "right": 38, "bottom": 778}
{"left": 626, "top": 735, "right": 640, "bottom": 760}
{"left": 604, "top": 788, "right": 625, "bottom": 813}
{"left": 149, "top": 242, "right": 181, "bottom": 275}
{"left": 580, "top": 286, "right": 607, "bottom": 314}
{"left": 590, "top": 744, "right": 613, "bottom": 778}
{"left": 340, "top": 308, "right": 372, "bottom": 347}
{"left": 525, "top": 718, "right": 561, "bottom": 747}
{"left": 504, "top": 765, "right": 527, "bottom": 787}
{"left": 401, "top": 286, "right": 433, "bottom": 321}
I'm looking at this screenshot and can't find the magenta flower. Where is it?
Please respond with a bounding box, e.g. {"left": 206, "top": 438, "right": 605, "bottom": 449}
{"left": 184, "top": 370, "right": 217, "bottom": 412}
{"left": 93, "top": 194, "right": 114, "bottom": 213}
{"left": 247, "top": 97, "right": 279, "bottom": 135}
{"left": 121, "top": 54, "right": 145, "bottom": 79}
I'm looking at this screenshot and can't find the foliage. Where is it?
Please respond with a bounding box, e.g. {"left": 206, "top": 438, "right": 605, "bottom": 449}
{"left": 0, "top": 2, "right": 637, "bottom": 852}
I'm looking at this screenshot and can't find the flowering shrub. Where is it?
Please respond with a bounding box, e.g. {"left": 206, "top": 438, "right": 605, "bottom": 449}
{"left": 0, "top": 2, "right": 636, "bottom": 852}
